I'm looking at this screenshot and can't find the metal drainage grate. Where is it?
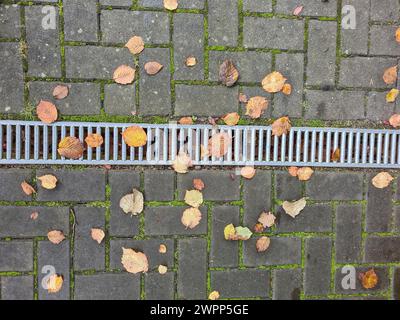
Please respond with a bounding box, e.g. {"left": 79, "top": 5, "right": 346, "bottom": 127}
{"left": 1, "top": 120, "right": 400, "bottom": 168}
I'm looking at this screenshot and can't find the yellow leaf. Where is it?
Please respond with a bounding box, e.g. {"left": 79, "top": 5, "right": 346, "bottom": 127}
{"left": 121, "top": 248, "right": 149, "bottom": 274}
{"left": 181, "top": 207, "right": 202, "bottom": 229}
{"left": 372, "top": 172, "right": 394, "bottom": 189}
{"left": 224, "top": 223, "right": 236, "bottom": 240}
{"left": 184, "top": 190, "right": 203, "bottom": 208}
{"left": 119, "top": 188, "right": 144, "bottom": 215}
{"left": 164, "top": 0, "right": 178, "bottom": 10}
{"left": 262, "top": 71, "right": 287, "bottom": 93}
{"left": 209, "top": 291, "right": 220, "bottom": 300}
{"left": 122, "top": 126, "right": 147, "bottom": 147}
{"left": 37, "top": 174, "right": 58, "bottom": 190}
{"left": 282, "top": 198, "right": 307, "bottom": 218}
{"left": 158, "top": 265, "right": 168, "bottom": 274}
{"left": 386, "top": 89, "right": 399, "bottom": 103}
{"left": 396, "top": 27, "right": 400, "bottom": 43}
{"left": 47, "top": 274, "right": 63, "bottom": 293}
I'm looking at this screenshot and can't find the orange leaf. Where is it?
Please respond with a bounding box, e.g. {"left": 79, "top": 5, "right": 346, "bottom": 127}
{"left": 113, "top": 65, "right": 136, "bottom": 85}
{"left": 389, "top": 114, "right": 400, "bottom": 128}
{"left": 222, "top": 112, "right": 240, "bottom": 126}
{"left": 122, "top": 126, "right": 147, "bottom": 147}
{"left": 181, "top": 207, "right": 202, "bottom": 229}
{"left": 144, "top": 61, "right": 164, "bottom": 75}
{"left": 241, "top": 167, "right": 256, "bottom": 179}
{"left": 288, "top": 166, "right": 299, "bottom": 177}
{"left": 271, "top": 116, "right": 291, "bottom": 137}
{"left": 37, "top": 174, "right": 58, "bottom": 190}
{"left": 58, "top": 136, "right": 85, "bottom": 159}
{"left": 185, "top": 56, "right": 197, "bottom": 67}
{"left": 178, "top": 117, "right": 194, "bottom": 125}
{"left": 245, "top": 96, "right": 268, "bottom": 119}
{"left": 91, "top": 228, "right": 105, "bottom": 244}
{"left": 262, "top": 71, "right": 287, "bottom": 93}
{"left": 396, "top": 27, "right": 400, "bottom": 43}
{"left": 47, "top": 230, "right": 65, "bottom": 245}
{"left": 193, "top": 178, "right": 205, "bottom": 191}
{"left": 125, "top": 36, "right": 144, "bottom": 55}
{"left": 159, "top": 244, "right": 167, "bottom": 254}
{"left": 207, "top": 132, "right": 232, "bottom": 157}
{"left": 36, "top": 100, "right": 58, "bottom": 124}
{"left": 383, "top": 66, "right": 397, "bottom": 85}
{"left": 21, "top": 181, "right": 36, "bottom": 195}
{"left": 219, "top": 59, "right": 239, "bottom": 87}
{"left": 331, "top": 148, "right": 340, "bottom": 162}
{"left": 359, "top": 269, "right": 378, "bottom": 289}
{"left": 47, "top": 274, "right": 63, "bottom": 293}
{"left": 256, "top": 236, "right": 271, "bottom": 252}
{"left": 297, "top": 167, "right": 314, "bottom": 181}
{"left": 386, "top": 89, "right": 399, "bottom": 103}
{"left": 52, "top": 85, "right": 69, "bottom": 100}
{"left": 282, "top": 83, "right": 292, "bottom": 95}
{"left": 85, "top": 133, "right": 104, "bottom": 148}
{"left": 164, "top": 0, "right": 178, "bottom": 10}
{"left": 121, "top": 248, "right": 149, "bottom": 274}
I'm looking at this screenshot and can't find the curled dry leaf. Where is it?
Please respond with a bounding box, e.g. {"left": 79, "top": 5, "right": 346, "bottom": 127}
{"left": 193, "top": 178, "right": 205, "bottom": 191}
{"left": 119, "top": 188, "right": 144, "bottom": 215}
{"left": 282, "top": 83, "right": 292, "bottom": 96}
{"left": 30, "top": 212, "right": 39, "bottom": 220}
{"left": 293, "top": 5, "right": 304, "bottom": 16}
{"left": 372, "top": 172, "right": 394, "bottom": 189}
{"left": 47, "top": 274, "right": 63, "bottom": 293}
{"left": 386, "top": 89, "right": 399, "bottom": 103}
{"left": 208, "top": 132, "right": 232, "bottom": 157}
{"left": 184, "top": 189, "right": 203, "bottom": 208}
{"left": 219, "top": 59, "right": 239, "bottom": 87}
{"left": 121, "top": 248, "right": 149, "bottom": 274}
{"left": 258, "top": 212, "right": 276, "bottom": 228}
{"left": 58, "top": 136, "right": 84, "bottom": 159}
{"left": 113, "top": 65, "right": 136, "bottom": 85}
{"left": 245, "top": 96, "right": 268, "bottom": 119}
{"left": 389, "top": 114, "right": 400, "bottom": 128}
{"left": 396, "top": 27, "right": 400, "bottom": 44}
{"left": 288, "top": 166, "right": 299, "bottom": 177}
{"left": 91, "top": 228, "right": 105, "bottom": 244}
{"left": 185, "top": 56, "right": 197, "bottom": 67}
{"left": 224, "top": 223, "right": 236, "bottom": 240}
{"left": 271, "top": 116, "right": 291, "bottom": 137}
{"left": 85, "top": 133, "right": 104, "bottom": 148}
{"left": 52, "top": 85, "right": 69, "bottom": 100}
{"left": 172, "top": 151, "right": 193, "bottom": 173}
{"left": 262, "top": 71, "right": 287, "bottom": 93}
{"left": 21, "top": 181, "right": 36, "bottom": 195}
{"left": 164, "top": 0, "right": 178, "bottom": 10}
{"left": 159, "top": 244, "right": 167, "bottom": 254}
{"left": 297, "top": 167, "right": 314, "bottom": 181}
{"left": 122, "top": 126, "right": 147, "bottom": 147}
{"left": 144, "top": 61, "right": 164, "bottom": 75}
{"left": 282, "top": 197, "right": 307, "bottom": 218}
{"left": 238, "top": 93, "right": 248, "bottom": 103}
{"left": 359, "top": 269, "right": 378, "bottom": 289}
{"left": 36, "top": 100, "right": 58, "bottom": 124}
{"left": 178, "top": 117, "right": 193, "bottom": 125}
{"left": 383, "top": 66, "right": 397, "bottom": 85}
{"left": 181, "top": 207, "right": 202, "bottom": 229}
{"left": 47, "top": 230, "right": 65, "bottom": 245}
{"left": 222, "top": 112, "right": 240, "bottom": 126}
{"left": 256, "top": 236, "right": 271, "bottom": 253}
{"left": 241, "top": 167, "right": 256, "bottom": 179}
{"left": 331, "top": 148, "right": 341, "bottom": 162}
{"left": 125, "top": 36, "right": 144, "bottom": 55}
{"left": 158, "top": 265, "right": 168, "bottom": 275}
{"left": 37, "top": 174, "right": 58, "bottom": 190}
{"left": 209, "top": 291, "right": 220, "bottom": 300}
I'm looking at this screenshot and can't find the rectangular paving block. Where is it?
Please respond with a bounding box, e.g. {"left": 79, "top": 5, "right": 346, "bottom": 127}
{"left": 145, "top": 272, "right": 175, "bottom": 300}
{"left": 25, "top": 6, "right": 61, "bottom": 77}
{"left": 304, "top": 237, "right": 332, "bottom": 296}
{"left": 370, "top": 0, "right": 400, "bottom": 21}
{"left": 101, "top": 10, "right": 169, "bottom": 44}
{"left": 144, "top": 170, "right": 175, "bottom": 201}
{"left": 275, "top": 171, "right": 302, "bottom": 201}
{"left": 100, "top": 0, "right": 132, "bottom": 6}
{"left": 306, "top": 20, "right": 337, "bottom": 87}
{"left": 0, "top": 4, "right": 21, "bottom": 38}
{"left": 177, "top": 238, "right": 207, "bottom": 299}
{"left": 173, "top": 13, "right": 204, "bottom": 81}
{"left": 0, "top": 169, "right": 33, "bottom": 201}
{"left": 272, "top": 268, "right": 302, "bottom": 300}
{"left": 63, "top": 0, "right": 98, "bottom": 42}
{"left": 395, "top": 207, "right": 400, "bottom": 232}
{"left": 243, "top": 0, "right": 272, "bottom": 12}
{"left": 306, "top": 172, "right": 363, "bottom": 200}
{"left": 36, "top": 169, "right": 106, "bottom": 202}
{"left": 175, "top": 84, "right": 239, "bottom": 117}
{"left": 104, "top": 84, "right": 136, "bottom": 115}
{"left": 211, "top": 270, "right": 270, "bottom": 298}
{"left": 335, "top": 205, "right": 362, "bottom": 264}
{"left": 210, "top": 206, "right": 240, "bottom": 268}
{"left": 1, "top": 276, "right": 34, "bottom": 300}
{"left": 370, "top": 25, "right": 400, "bottom": 57}
{"left": 394, "top": 267, "right": 400, "bottom": 300}
{"left": 208, "top": 0, "right": 238, "bottom": 47}
{"left": 74, "top": 273, "right": 140, "bottom": 300}
{"left": 243, "top": 17, "right": 304, "bottom": 50}
{"left": 139, "top": 0, "right": 205, "bottom": 9}
{"left": 276, "top": 0, "right": 337, "bottom": 17}
{"left": 145, "top": 206, "right": 207, "bottom": 236}
{"left": 0, "top": 206, "right": 69, "bottom": 238}
{"left": 366, "top": 92, "right": 396, "bottom": 121}
{"left": 0, "top": 241, "right": 33, "bottom": 272}
{"left": 364, "top": 236, "right": 400, "bottom": 263}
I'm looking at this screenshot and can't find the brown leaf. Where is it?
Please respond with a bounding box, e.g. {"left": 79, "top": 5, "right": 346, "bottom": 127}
{"left": 245, "top": 96, "right": 268, "bottom": 119}
{"left": 258, "top": 212, "right": 276, "bottom": 228}
{"left": 52, "top": 85, "right": 69, "bottom": 100}
{"left": 184, "top": 190, "right": 203, "bottom": 208}
{"left": 241, "top": 167, "right": 256, "bottom": 179}
{"left": 47, "top": 274, "right": 63, "bottom": 293}
{"left": 386, "top": 89, "right": 399, "bottom": 103}
{"left": 125, "top": 36, "right": 144, "bottom": 55}
{"left": 159, "top": 244, "right": 167, "bottom": 254}
{"left": 164, "top": 0, "right": 178, "bottom": 10}
{"left": 144, "top": 61, "right": 163, "bottom": 75}
{"left": 122, "top": 126, "right": 147, "bottom": 147}
{"left": 253, "top": 222, "right": 265, "bottom": 233}
{"left": 91, "top": 228, "right": 105, "bottom": 244}
{"left": 47, "top": 230, "right": 65, "bottom": 244}
{"left": 288, "top": 166, "right": 299, "bottom": 177}
{"left": 178, "top": 117, "right": 194, "bottom": 125}
{"left": 383, "top": 66, "right": 397, "bottom": 85}
{"left": 271, "top": 116, "right": 291, "bottom": 137}
{"left": 282, "top": 83, "right": 292, "bottom": 95}
{"left": 58, "top": 136, "right": 84, "bottom": 159}
{"left": 219, "top": 59, "right": 239, "bottom": 87}
{"left": 36, "top": 100, "right": 58, "bottom": 124}
{"left": 331, "top": 148, "right": 341, "bottom": 162}
{"left": 37, "top": 174, "right": 58, "bottom": 190}
{"left": 30, "top": 212, "right": 39, "bottom": 220}
{"left": 293, "top": 5, "right": 304, "bottom": 16}
{"left": 222, "top": 112, "right": 240, "bottom": 126}
{"left": 359, "top": 269, "right": 378, "bottom": 289}
{"left": 372, "top": 172, "right": 394, "bottom": 189}
{"left": 172, "top": 151, "right": 193, "bottom": 173}
{"left": 207, "top": 132, "right": 232, "bottom": 157}
{"left": 158, "top": 265, "right": 168, "bottom": 274}
{"left": 238, "top": 93, "right": 248, "bottom": 103}
{"left": 396, "top": 27, "right": 400, "bottom": 44}
{"left": 297, "top": 167, "right": 314, "bottom": 181}
{"left": 181, "top": 207, "right": 202, "bottom": 229}
{"left": 85, "top": 133, "right": 104, "bottom": 148}
{"left": 282, "top": 198, "right": 307, "bottom": 218}
{"left": 262, "top": 71, "right": 287, "bottom": 93}
{"left": 21, "top": 181, "right": 36, "bottom": 195}
{"left": 185, "top": 56, "right": 197, "bottom": 67}
{"left": 113, "top": 65, "right": 136, "bottom": 85}
{"left": 119, "top": 188, "right": 144, "bottom": 215}
{"left": 256, "top": 236, "right": 271, "bottom": 253}
{"left": 193, "top": 178, "right": 205, "bottom": 191}
{"left": 208, "top": 291, "right": 220, "bottom": 300}
{"left": 389, "top": 114, "right": 400, "bottom": 128}
{"left": 121, "top": 248, "right": 149, "bottom": 274}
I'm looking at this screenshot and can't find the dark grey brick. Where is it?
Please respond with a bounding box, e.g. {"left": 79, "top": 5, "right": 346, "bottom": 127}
{"left": 335, "top": 205, "right": 362, "bottom": 264}
{"left": 240, "top": 86, "right": 272, "bottom": 118}
{"left": 74, "top": 207, "right": 105, "bottom": 271}
{"left": 145, "top": 272, "right": 175, "bottom": 300}
{"left": 100, "top": 0, "right": 132, "bottom": 6}
{"left": 104, "top": 84, "right": 135, "bottom": 115}
{"left": 210, "top": 206, "right": 240, "bottom": 268}
{"left": 211, "top": 270, "right": 270, "bottom": 298}
{"left": 306, "top": 172, "right": 363, "bottom": 200}
{"left": 243, "top": 0, "right": 272, "bottom": 12}
{"left": 36, "top": 169, "right": 106, "bottom": 202}
{"left": 0, "top": 5, "right": 21, "bottom": 38}
{"left": 65, "top": 46, "right": 133, "bottom": 79}
{"left": 145, "top": 206, "right": 207, "bottom": 236}
{"left": 305, "top": 90, "right": 365, "bottom": 120}
{"left": 306, "top": 21, "right": 337, "bottom": 87}
{"left": 29, "top": 82, "right": 101, "bottom": 115}
{"left": 178, "top": 238, "right": 207, "bottom": 299}
{"left": 243, "top": 237, "right": 301, "bottom": 266}
{"left": 367, "top": 92, "right": 395, "bottom": 121}
{"left": 0, "top": 206, "right": 69, "bottom": 238}
{"left": 208, "top": 0, "right": 238, "bottom": 47}
{"left": 275, "top": 171, "right": 302, "bottom": 200}
{"left": 364, "top": 236, "right": 400, "bottom": 263}
{"left": 244, "top": 17, "right": 304, "bottom": 50}
{"left": 0, "top": 169, "right": 33, "bottom": 201}
{"left": 1, "top": 276, "right": 34, "bottom": 300}
{"left": 395, "top": 207, "right": 400, "bottom": 232}
{"left": 101, "top": 10, "right": 169, "bottom": 44}
{"left": 370, "top": 25, "right": 400, "bottom": 57}
{"left": 25, "top": 6, "right": 61, "bottom": 77}
{"left": 173, "top": 13, "right": 204, "bottom": 81}
{"left": 335, "top": 267, "right": 389, "bottom": 294}
{"left": 272, "top": 268, "right": 302, "bottom": 300}
{"left": 64, "top": 0, "right": 98, "bottom": 42}
{"left": 144, "top": 170, "right": 175, "bottom": 201}
{"left": 175, "top": 85, "right": 239, "bottom": 117}
{"left": 74, "top": 273, "right": 140, "bottom": 300}
{"left": 0, "top": 241, "right": 33, "bottom": 271}
{"left": 394, "top": 267, "right": 400, "bottom": 300}
{"left": 276, "top": 0, "right": 337, "bottom": 17}
{"left": 370, "top": 0, "right": 400, "bottom": 21}
{"left": 139, "top": 0, "right": 205, "bottom": 9}
{"left": 139, "top": 47, "right": 171, "bottom": 116}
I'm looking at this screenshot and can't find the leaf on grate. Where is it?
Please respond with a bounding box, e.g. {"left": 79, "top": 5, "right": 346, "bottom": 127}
{"left": 383, "top": 66, "right": 397, "bottom": 85}
{"left": 245, "top": 96, "right": 268, "bottom": 119}
{"left": 372, "top": 172, "right": 394, "bottom": 189}
{"left": 37, "top": 174, "right": 58, "bottom": 190}
{"left": 282, "top": 198, "right": 307, "bottom": 218}
{"left": 193, "top": 178, "right": 205, "bottom": 191}
{"left": 208, "top": 132, "right": 232, "bottom": 157}
{"left": 121, "top": 248, "right": 149, "bottom": 274}
{"left": 47, "top": 230, "right": 65, "bottom": 245}
{"left": 288, "top": 166, "right": 299, "bottom": 177}
{"left": 386, "top": 89, "right": 399, "bottom": 103}
{"left": 359, "top": 269, "right": 378, "bottom": 289}
{"left": 122, "top": 126, "right": 147, "bottom": 147}
{"left": 144, "top": 61, "right": 164, "bottom": 75}
{"left": 222, "top": 112, "right": 240, "bottom": 126}
{"left": 91, "top": 228, "right": 105, "bottom": 244}
{"left": 178, "top": 117, "right": 194, "bottom": 125}
{"left": 389, "top": 114, "right": 400, "bottom": 128}
{"left": 271, "top": 116, "right": 291, "bottom": 137}
{"left": 184, "top": 190, "right": 203, "bottom": 208}
{"left": 164, "top": 0, "right": 178, "bottom": 10}
{"left": 185, "top": 56, "right": 197, "bottom": 67}
{"left": 85, "top": 133, "right": 104, "bottom": 148}
{"left": 297, "top": 167, "right": 314, "bottom": 181}
{"left": 208, "top": 291, "right": 220, "bottom": 300}
{"left": 258, "top": 211, "right": 276, "bottom": 228}
{"left": 113, "top": 65, "right": 136, "bottom": 85}
{"left": 172, "top": 151, "right": 193, "bottom": 173}
{"left": 125, "top": 36, "right": 144, "bottom": 55}
{"left": 36, "top": 100, "right": 58, "bottom": 124}
{"left": 52, "top": 85, "right": 69, "bottom": 100}
{"left": 21, "top": 181, "right": 36, "bottom": 195}
{"left": 282, "top": 83, "right": 292, "bottom": 95}
{"left": 262, "top": 71, "right": 287, "bottom": 93}
{"left": 256, "top": 236, "right": 271, "bottom": 253}
{"left": 58, "top": 136, "right": 85, "bottom": 159}
{"left": 181, "top": 207, "right": 202, "bottom": 229}
{"left": 119, "top": 188, "right": 144, "bottom": 215}
{"left": 241, "top": 167, "right": 256, "bottom": 179}
{"left": 219, "top": 59, "right": 239, "bottom": 87}
{"left": 47, "top": 274, "right": 64, "bottom": 293}
{"left": 331, "top": 148, "right": 341, "bottom": 162}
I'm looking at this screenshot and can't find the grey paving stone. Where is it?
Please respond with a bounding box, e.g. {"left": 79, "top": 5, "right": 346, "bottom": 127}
{"left": 64, "top": 0, "right": 98, "bottom": 42}
{"left": 305, "top": 90, "right": 365, "bottom": 120}
{"left": 145, "top": 206, "right": 207, "bottom": 236}
{"left": 304, "top": 237, "right": 332, "bottom": 296}
{"left": 366, "top": 92, "right": 395, "bottom": 121}
{"left": 272, "top": 268, "right": 302, "bottom": 300}
{"left": 104, "top": 84, "right": 136, "bottom": 115}
{"left": 364, "top": 236, "right": 400, "bottom": 263}
{"left": 74, "top": 273, "right": 140, "bottom": 300}
{"left": 36, "top": 169, "right": 106, "bottom": 202}
{"left": 306, "top": 172, "right": 363, "bottom": 200}
{"left": 335, "top": 205, "right": 362, "bottom": 264}
{"left": 394, "top": 267, "right": 400, "bottom": 300}
{"left": 0, "top": 5, "right": 21, "bottom": 38}
{"left": 208, "top": 0, "right": 238, "bottom": 47}
{"left": 110, "top": 238, "right": 174, "bottom": 270}
{"left": 306, "top": 21, "right": 337, "bottom": 87}
{"left": 109, "top": 171, "right": 141, "bottom": 237}
{"left": 210, "top": 206, "right": 240, "bottom": 268}
{"left": 243, "top": 237, "right": 301, "bottom": 266}
{"left": 139, "top": 0, "right": 205, "bottom": 9}
{"left": 0, "top": 206, "right": 69, "bottom": 238}
{"left": 370, "top": 25, "right": 400, "bottom": 57}
{"left": 0, "top": 169, "right": 33, "bottom": 201}
{"left": 29, "top": 82, "right": 101, "bottom": 115}
{"left": 243, "top": 0, "right": 272, "bottom": 12}
{"left": 175, "top": 84, "right": 239, "bottom": 117}
{"left": 100, "top": 0, "right": 132, "bottom": 6}
{"left": 0, "top": 42, "right": 24, "bottom": 114}
{"left": 0, "top": 241, "right": 33, "bottom": 272}
{"left": 25, "top": 6, "right": 61, "bottom": 77}
{"left": 339, "top": 57, "right": 398, "bottom": 89}
{"left": 144, "top": 170, "right": 175, "bottom": 201}
{"left": 211, "top": 270, "right": 270, "bottom": 298}
{"left": 395, "top": 207, "right": 400, "bottom": 232}
{"left": 178, "top": 238, "right": 207, "bottom": 299}
{"left": 38, "top": 241, "right": 70, "bottom": 300}
{"left": 1, "top": 276, "right": 34, "bottom": 300}
{"left": 173, "top": 13, "right": 204, "bottom": 81}
{"left": 335, "top": 267, "right": 389, "bottom": 294}
{"left": 101, "top": 10, "right": 169, "bottom": 44}
{"left": 74, "top": 207, "right": 105, "bottom": 271}
{"left": 176, "top": 170, "right": 241, "bottom": 201}
{"left": 273, "top": 53, "right": 304, "bottom": 118}
{"left": 139, "top": 47, "right": 171, "bottom": 116}
{"left": 275, "top": 0, "right": 338, "bottom": 17}
{"left": 208, "top": 51, "right": 272, "bottom": 83}
{"left": 275, "top": 171, "right": 302, "bottom": 201}
{"left": 240, "top": 86, "right": 272, "bottom": 118}
{"left": 370, "top": 0, "right": 400, "bottom": 21}
{"left": 145, "top": 272, "right": 175, "bottom": 300}
{"left": 244, "top": 17, "right": 304, "bottom": 50}
{"left": 65, "top": 46, "right": 133, "bottom": 79}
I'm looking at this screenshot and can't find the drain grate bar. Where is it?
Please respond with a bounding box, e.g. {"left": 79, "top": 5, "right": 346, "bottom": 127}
{"left": 1, "top": 120, "right": 400, "bottom": 168}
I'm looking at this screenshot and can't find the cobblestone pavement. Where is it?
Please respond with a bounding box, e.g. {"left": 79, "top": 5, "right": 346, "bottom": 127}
{"left": 1, "top": 0, "right": 400, "bottom": 300}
